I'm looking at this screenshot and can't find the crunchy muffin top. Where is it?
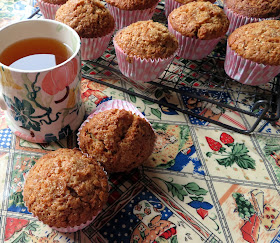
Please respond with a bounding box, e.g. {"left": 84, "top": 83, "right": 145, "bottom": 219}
{"left": 228, "top": 20, "right": 280, "bottom": 66}
{"left": 41, "top": 0, "right": 67, "bottom": 4}
{"left": 225, "top": 0, "right": 280, "bottom": 18}
{"left": 23, "top": 148, "right": 108, "bottom": 228}
{"left": 169, "top": 2, "right": 229, "bottom": 40}
{"left": 55, "top": 0, "right": 115, "bottom": 38}
{"left": 79, "top": 109, "right": 156, "bottom": 173}
{"left": 114, "top": 20, "right": 178, "bottom": 59}
{"left": 175, "top": 0, "right": 215, "bottom": 4}
{"left": 105, "top": 0, "right": 159, "bottom": 10}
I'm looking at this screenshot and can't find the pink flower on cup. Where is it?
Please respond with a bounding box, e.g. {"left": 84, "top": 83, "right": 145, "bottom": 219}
{"left": 42, "top": 58, "right": 78, "bottom": 103}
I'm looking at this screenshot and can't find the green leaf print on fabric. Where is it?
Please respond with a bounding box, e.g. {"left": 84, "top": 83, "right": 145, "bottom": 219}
{"left": 151, "top": 108, "right": 161, "bottom": 119}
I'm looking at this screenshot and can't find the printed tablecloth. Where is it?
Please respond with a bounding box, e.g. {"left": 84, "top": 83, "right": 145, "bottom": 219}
{"left": 1, "top": 1, "right": 280, "bottom": 242}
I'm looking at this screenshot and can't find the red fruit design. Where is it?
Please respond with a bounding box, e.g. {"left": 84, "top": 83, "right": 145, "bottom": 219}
{"left": 5, "top": 217, "right": 29, "bottom": 240}
{"left": 205, "top": 137, "right": 222, "bottom": 151}
{"left": 196, "top": 208, "right": 208, "bottom": 219}
{"left": 220, "top": 132, "right": 234, "bottom": 144}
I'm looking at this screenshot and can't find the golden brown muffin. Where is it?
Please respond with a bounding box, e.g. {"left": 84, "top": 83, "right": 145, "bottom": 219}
{"left": 78, "top": 109, "right": 156, "bottom": 173}
{"left": 225, "top": 0, "right": 280, "bottom": 18}
{"left": 105, "top": 0, "right": 159, "bottom": 10}
{"left": 23, "top": 148, "right": 108, "bottom": 228}
{"left": 55, "top": 0, "right": 115, "bottom": 38}
{"left": 169, "top": 2, "right": 229, "bottom": 40}
{"left": 175, "top": 0, "right": 215, "bottom": 4}
{"left": 228, "top": 20, "right": 280, "bottom": 66}
{"left": 40, "top": 0, "right": 67, "bottom": 4}
{"left": 114, "top": 20, "right": 178, "bottom": 59}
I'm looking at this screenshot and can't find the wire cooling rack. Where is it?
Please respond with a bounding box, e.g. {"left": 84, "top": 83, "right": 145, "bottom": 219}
{"left": 31, "top": 1, "right": 280, "bottom": 134}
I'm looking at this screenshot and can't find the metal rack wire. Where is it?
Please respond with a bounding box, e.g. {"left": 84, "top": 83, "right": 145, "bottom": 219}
{"left": 30, "top": 1, "right": 280, "bottom": 134}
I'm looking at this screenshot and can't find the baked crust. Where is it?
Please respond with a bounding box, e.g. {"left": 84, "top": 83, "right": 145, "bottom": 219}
{"left": 55, "top": 0, "right": 115, "bottom": 38}
{"left": 23, "top": 148, "right": 108, "bottom": 228}
{"left": 228, "top": 20, "right": 280, "bottom": 66}
{"left": 105, "top": 0, "right": 159, "bottom": 10}
{"left": 79, "top": 109, "right": 156, "bottom": 173}
{"left": 169, "top": 2, "right": 229, "bottom": 40}
{"left": 225, "top": 0, "right": 280, "bottom": 18}
{"left": 114, "top": 20, "right": 178, "bottom": 59}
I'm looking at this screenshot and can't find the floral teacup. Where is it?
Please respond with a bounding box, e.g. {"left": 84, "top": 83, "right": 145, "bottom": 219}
{"left": 0, "top": 19, "right": 84, "bottom": 143}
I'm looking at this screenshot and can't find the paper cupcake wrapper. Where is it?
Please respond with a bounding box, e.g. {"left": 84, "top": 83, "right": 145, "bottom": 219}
{"left": 168, "top": 21, "right": 221, "bottom": 60}
{"left": 224, "top": 4, "right": 279, "bottom": 35}
{"left": 37, "top": 0, "right": 61, "bottom": 20}
{"left": 165, "top": 0, "right": 182, "bottom": 17}
{"left": 113, "top": 39, "right": 176, "bottom": 82}
{"left": 77, "top": 99, "right": 152, "bottom": 155}
{"left": 224, "top": 44, "right": 280, "bottom": 86}
{"left": 81, "top": 30, "right": 114, "bottom": 60}
{"left": 107, "top": 2, "right": 158, "bottom": 30}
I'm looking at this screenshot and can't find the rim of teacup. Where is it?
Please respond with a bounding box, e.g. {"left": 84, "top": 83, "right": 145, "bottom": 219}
{"left": 0, "top": 19, "right": 81, "bottom": 73}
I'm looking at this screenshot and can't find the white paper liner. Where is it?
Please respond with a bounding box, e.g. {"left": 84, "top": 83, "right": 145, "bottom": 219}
{"left": 37, "top": 0, "right": 61, "bottom": 20}
{"left": 165, "top": 0, "right": 182, "bottom": 17}
{"left": 81, "top": 29, "right": 114, "bottom": 60}
{"left": 107, "top": 2, "right": 159, "bottom": 29}
{"left": 168, "top": 21, "right": 222, "bottom": 60}
{"left": 224, "top": 44, "right": 280, "bottom": 86}
{"left": 224, "top": 4, "right": 280, "bottom": 35}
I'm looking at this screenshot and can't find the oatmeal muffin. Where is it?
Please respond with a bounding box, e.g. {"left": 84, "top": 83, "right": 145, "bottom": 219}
{"left": 78, "top": 109, "right": 156, "bottom": 173}
{"left": 37, "top": 0, "right": 68, "bottom": 19}
{"left": 225, "top": 20, "right": 280, "bottom": 85}
{"left": 55, "top": 0, "right": 115, "bottom": 59}
{"left": 224, "top": 0, "right": 280, "bottom": 34}
{"left": 23, "top": 148, "right": 108, "bottom": 231}
{"left": 113, "top": 20, "right": 178, "bottom": 81}
{"left": 168, "top": 2, "right": 229, "bottom": 59}
{"left": 165, "top": 0, "right": 216, "bottom": 17}
{"left": 105, "top": 0, "right": 159, "bottom": 29}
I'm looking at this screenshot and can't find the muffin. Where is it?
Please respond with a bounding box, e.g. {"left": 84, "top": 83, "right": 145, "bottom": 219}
{"left": 23, "top": 148, "right": 108, "bottom": 232}
{"left": 168, "top": 2, "right": 229, "bottom": 60}
{"left": 165, "top": 0, "right": 216, "bottom": 17}
{"left": 105, "top": 0, "right": 159, "bottom": 29}
{"left": 224, "top": 20, "right": 280, "bottom": 86}
{"left": 113, "top": 20, "right": 178, "bottom": 82}
{"left": 224, "top": 0, "right": 280, "bottom": 34}
{"left": 37, "top": 0, "right": 67, "bottom": 19}
{"left": 55, "top": 0, "right": 115, "bottom": 60}
{"left": 78, "top": 104, "right": 156, "bottom": 173}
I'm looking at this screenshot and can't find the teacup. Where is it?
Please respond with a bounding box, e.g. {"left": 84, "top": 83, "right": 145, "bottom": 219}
{"left": 0, "top": 19, "right": 85, "bottom": 143}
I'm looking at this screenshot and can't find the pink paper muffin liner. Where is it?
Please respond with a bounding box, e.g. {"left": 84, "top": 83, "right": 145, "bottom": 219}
{"left": 168, "top": 21, "right": 221, "bottom": 60}
{"left": 107, "top": 2, "right": 158, "bottom": 30}
{"left": 165, "top": 0, "right": 182, "bottom": 17}
{"left": 37, "top": 0, "right": 61, "bottom": 20}
{"left": 81, "top": 29, "right": 114, "bottom": 60}
{"left": 224, "top": 44, "right": 280, "bottom": 86}
{"left": 77, "top": 99, "right": 152, "bottom": 154}
{"left": 224, "top": 4, "right": 279, "bottom": 35}
{"left": 113, "top": 39, "right": 176, "bottom": 82}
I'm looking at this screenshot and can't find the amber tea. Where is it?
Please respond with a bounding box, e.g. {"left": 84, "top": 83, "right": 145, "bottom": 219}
{"left": 0, "top": 37, "right": 72, "bottom": 70}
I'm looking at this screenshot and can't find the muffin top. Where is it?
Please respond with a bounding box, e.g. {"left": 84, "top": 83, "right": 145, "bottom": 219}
{"left": 225, "top": 0, "right": 280, "bottom": 18}
{"left": 55, "top": 0, "right": 115, "bottom": 38}
{"left": 41, "top": 0, "right": 67, "bottom": 4}
{"left": 114, "top": 20, "right": 178, "bottom": 59}
{"left": 105, "top": 0, "right": 159, "bottom": 10}
{"left": 169, "top": 2, "right": 229, "bottom": 40}
{"left": 175, "top": 0, "right": 215, "bottom": 4}
{"left": 23, "top": 148, "right": 108, "bottom": 228}
{"left": 79, "top": 109, "right": 156, "bottom": 173}
{"left": 228, "top": 20, "right": 280, "bottom": 66}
